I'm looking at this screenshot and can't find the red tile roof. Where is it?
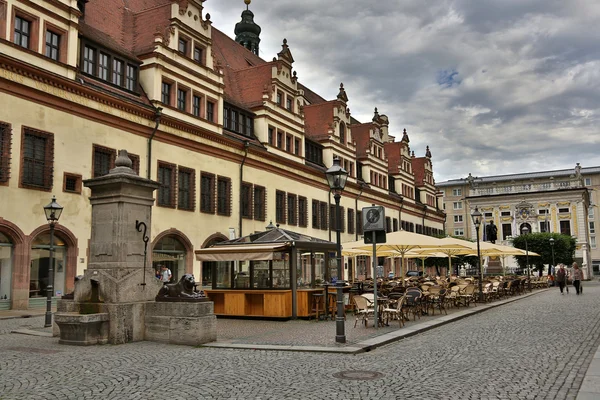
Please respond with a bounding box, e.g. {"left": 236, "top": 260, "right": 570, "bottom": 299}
{"left": 384, "top": 141, "right": 402, "bottom": 174}
{"left": 351, "top": 122, "right": 374, "bottom": 159}
{"left": 212, "top": 27, "right": 267, "bottom": 71}
{"left": 412, "top": 157, "right": 427, "bottom": 186}
{"left": 303, "top": 102, "right": 336, "bottom": 141}
{"left": 299, "top": 83, "right": 327, "bottom": 105}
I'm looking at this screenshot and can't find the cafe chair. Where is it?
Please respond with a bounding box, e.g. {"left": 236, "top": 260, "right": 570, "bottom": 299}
{"left": 352, "top": 295, "right": 374, "bottom": 328}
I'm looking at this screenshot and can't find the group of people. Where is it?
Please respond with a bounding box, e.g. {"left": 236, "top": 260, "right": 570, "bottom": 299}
{"left": 554, "top": 262, "right": 584, "bottom": 295}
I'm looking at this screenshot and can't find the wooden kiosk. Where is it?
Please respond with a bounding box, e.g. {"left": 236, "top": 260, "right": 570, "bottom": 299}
{"left": 195, "top": 226, "right": 339, "bottom": 319}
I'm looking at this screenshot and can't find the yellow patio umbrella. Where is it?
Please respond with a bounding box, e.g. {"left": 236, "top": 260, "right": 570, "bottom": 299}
{"left": 416, "top": 237, "right": 507, "bottom": 277}
{"left": 343, "top": 231, "right": 470, "bottom": 282}
{"left": 475, "top": 245, "right": 540, "bottom": 275}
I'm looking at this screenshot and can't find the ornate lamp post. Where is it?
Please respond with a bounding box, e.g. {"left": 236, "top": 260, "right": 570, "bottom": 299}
{"left": 43, "top": 196, "right": 63, "bottom": 327}
{"left": 470, "top": 206, "right": 484, "bottom": 302}
{"left": 549, "top": 237, "right": 555, "bottom": 278}
{"left": 325, "top": 156, "right": 349, "bottom": 344}
{"left": 522, "top": 226, "right": 531, "bottom": 291}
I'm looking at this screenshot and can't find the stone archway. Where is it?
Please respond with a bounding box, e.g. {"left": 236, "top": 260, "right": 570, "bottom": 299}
{"left": 519, "top": 223, "right": 532, "bottom": 235}
{"left": 0, "top": 218, "right": 27, "bottom": 309}
{"left": 26, "top": 224, "right": 78, "bottom": 309}
{"left": 151, "top": 229, "right": 194, "bottom": 278}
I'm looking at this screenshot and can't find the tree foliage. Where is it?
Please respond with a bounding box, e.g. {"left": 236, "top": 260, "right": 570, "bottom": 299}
{"left": 510, "top": 232, "right": 576, "bottom": 273}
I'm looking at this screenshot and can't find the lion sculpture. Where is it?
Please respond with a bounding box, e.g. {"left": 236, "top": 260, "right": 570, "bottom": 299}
{"left": 155, "top": 273, "right": 207, "bottom": 302}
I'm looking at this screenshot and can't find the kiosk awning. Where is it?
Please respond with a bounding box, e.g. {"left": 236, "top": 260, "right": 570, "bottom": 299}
{"left": 195, "top": 243, "right": 290, "bottom": 262}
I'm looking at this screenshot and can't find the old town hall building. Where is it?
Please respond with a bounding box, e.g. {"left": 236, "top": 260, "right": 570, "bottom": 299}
{"left": 0, "top": 0, "right": 444, "bottom": 310}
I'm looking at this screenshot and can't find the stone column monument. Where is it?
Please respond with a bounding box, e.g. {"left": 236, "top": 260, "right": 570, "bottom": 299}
{"left": 77, "top": 150, "right": 163, "bottom": 343}
{"left": 55, "top": 150, "right": 216, "bottom": 346}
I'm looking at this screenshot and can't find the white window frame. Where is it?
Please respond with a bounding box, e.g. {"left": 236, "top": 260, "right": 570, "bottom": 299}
{"left": 452, "top": 188, "right": 462, "bottom": 196}
{"left": 453, "top": 228, "right": 464, "bottom": 236}
{"left": 453, "top": 201, "right": 463, "bottom": 210}
{"left": 585, "top": 177, "right": 591, "bottom": 186}
{"left": 590, "top": 221, "right": 595, "bottom": 234}
{"left": 591, "top": 236, "right": 596, "bottom": 249}
{"left": 454, "top": 215, "right": 463, "bottom": 223}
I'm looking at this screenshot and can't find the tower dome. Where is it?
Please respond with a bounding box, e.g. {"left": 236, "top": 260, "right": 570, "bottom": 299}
{"left": 235, "top": 1, "right": 261, "bottom": 55}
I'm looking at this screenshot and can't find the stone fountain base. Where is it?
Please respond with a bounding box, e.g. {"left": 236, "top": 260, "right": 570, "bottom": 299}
{"left": 145, "top": 301, "right": 216, "bottom": 346}
{"left": 54, "top": 312, "right": 109, "bottom": 346}
{"left": 54, "top": 299, "right": 217, "bottom": 346}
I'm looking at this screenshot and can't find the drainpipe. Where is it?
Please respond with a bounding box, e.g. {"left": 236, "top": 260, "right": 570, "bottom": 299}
{"left": 238, "top": 140, "right": 250, "bottom": 238}
{"left": 399, "top": 197, "right": 404, "bottom": 230}
{"left": 146, "top": 107, "right": 163, "bottom": 179}
{"left": 328, "top": 189, "right": 332, "bottom": 242}
{"left": 355, "top": 181, "right": 366, "bottom": 241}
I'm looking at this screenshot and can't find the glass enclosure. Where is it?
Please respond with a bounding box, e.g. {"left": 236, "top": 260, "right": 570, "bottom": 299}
{"left": 0, "top": 232, "right": 12, "bottom": 301}
{"left": 232, "top": 260, "right": 250, "bottom": 288}
{"left": 152, "top": 236, "right": 186, "bottom": 283}
{"left": 30, "top": 233, "right": 66, "bottom": 298}
{"left": 215, "top": 261, "right": 231, "bottom": 288}
{"left": 212, "top": 255, "right": 293, "bottom": 290}
{"left": 272, "top": 252, "right": 289, "bottom": 288}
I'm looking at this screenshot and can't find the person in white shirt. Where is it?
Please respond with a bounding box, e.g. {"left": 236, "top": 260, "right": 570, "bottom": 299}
{"left": 159, "top": 264, "right": 172, "bottom": 284}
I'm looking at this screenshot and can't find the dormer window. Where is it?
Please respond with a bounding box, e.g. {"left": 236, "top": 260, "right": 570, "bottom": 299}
{"left": 80, "top": 39, "right": 139, "bottom": 93}
{"left": 98, "top": 53, "right": 109, "bottom": 80}
{"left": 223, "top": 104, "right": 254, "bottom": 138}
{"left": 125, "top": 65, "right": 136, "bottom": 91}
{"left": 112, "top": 59, "right": 123, "bottom": 85}
{"left": 286, "top": 97, "right": 292, "bottom": 111}
{"left": 83, "top": 45, "right": 95, "bottom": 74}
{"left": 276, "top": 91, "right": 282, "bottom": 106}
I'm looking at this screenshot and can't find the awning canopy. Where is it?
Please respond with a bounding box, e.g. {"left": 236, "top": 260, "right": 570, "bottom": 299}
{"left": 195, "top": 243, "right": 290, "bottom": 262}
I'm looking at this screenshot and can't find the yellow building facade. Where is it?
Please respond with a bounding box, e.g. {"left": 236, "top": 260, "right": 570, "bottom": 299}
{"left": 0, "top": 0, "right": 444, "bottom": 310}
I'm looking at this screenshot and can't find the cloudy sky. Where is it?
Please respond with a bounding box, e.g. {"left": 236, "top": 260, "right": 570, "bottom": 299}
{"left": 205, "top": 0, "right": 600, "bottom": 182}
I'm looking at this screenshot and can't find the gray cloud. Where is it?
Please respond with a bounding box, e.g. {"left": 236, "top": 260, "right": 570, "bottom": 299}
{"left": 206, "top": 0, "right": 600, "bottom": 181}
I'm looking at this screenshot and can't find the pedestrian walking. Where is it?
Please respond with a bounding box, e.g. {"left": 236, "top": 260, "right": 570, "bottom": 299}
{"left": 555, "top": 264, "right": 567, "bottom": 294}
{"left": 572, "top": 262, "right": 583, "bottom": 295}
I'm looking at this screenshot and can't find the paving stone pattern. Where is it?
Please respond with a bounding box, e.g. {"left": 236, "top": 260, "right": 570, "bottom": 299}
{"left": 1, "top": 283, "right": 599, "bottom": 400}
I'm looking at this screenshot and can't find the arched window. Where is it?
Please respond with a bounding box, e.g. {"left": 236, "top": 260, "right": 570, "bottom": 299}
{"left": 0, "top": 232, "right": 13, "bottom": 307}
{"left": 30, "top": 233, "right": 67, "bottom": 303}
{"left": 339, "top": 123, "right": 346, "bottom": 144}
{"left": 153, "top": 236, "right": 186, "bottom": 283}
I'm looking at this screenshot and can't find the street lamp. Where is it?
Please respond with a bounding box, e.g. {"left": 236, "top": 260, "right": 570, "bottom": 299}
{"left": 43, "top": 196, "right": 63, "bottom": 328}
{"left": 325, "top": 156, "right": 349, "bottom": 344}
{"left": 470, "top": 206, "right": 484, "bottom": 303}
{"left": 549, "top": 237, "right": 555, "bottom": 278}
{"left": 522, "top": 226, "right": 531, "bottom": 291}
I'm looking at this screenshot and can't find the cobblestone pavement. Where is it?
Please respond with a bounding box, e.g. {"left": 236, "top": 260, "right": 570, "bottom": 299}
{"left": 1, "top": 283, "right": 599, "bottom": 400}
